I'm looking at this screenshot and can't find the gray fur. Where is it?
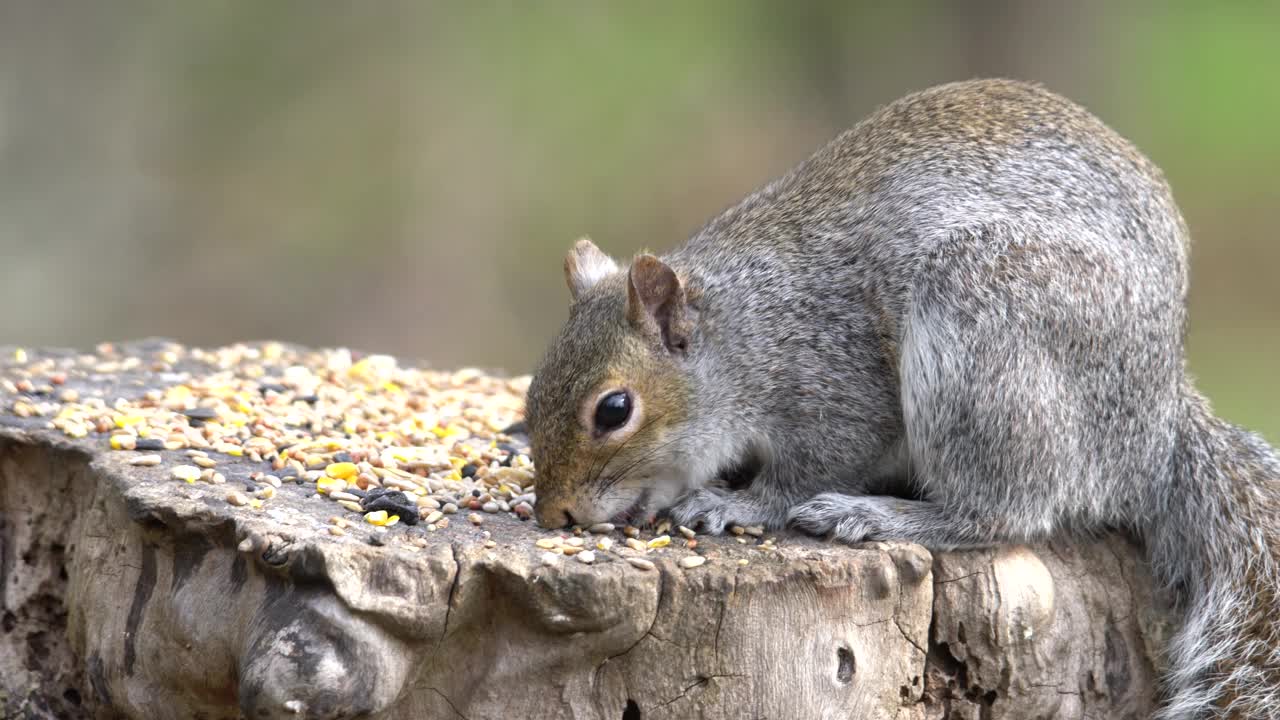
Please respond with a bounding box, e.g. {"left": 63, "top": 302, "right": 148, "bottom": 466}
{"left": 526, "top": 79, "right": 1280, "bottom": 717}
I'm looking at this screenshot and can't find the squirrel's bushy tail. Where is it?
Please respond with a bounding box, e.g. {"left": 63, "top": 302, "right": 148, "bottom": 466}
{"left": 1152, "top": 391, "right": 1280, "bottom": 719}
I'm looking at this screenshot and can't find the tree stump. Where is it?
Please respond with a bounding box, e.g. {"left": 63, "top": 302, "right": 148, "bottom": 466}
{"left": 0, "top": 342, "right": 1174, "bottom": 719}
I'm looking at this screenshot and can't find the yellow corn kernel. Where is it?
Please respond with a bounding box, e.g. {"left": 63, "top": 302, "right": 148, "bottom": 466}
{"left": 364, "top": 511, "right": 400, "bottom": 527}
{"left": 325, "top": 462, "right": 358, "bottom": 480}
{"left": 647, "top": 535, "right": 672, "bottom": 549}
{"left": 316, "top": 476, "right": 346, "bottom": 494}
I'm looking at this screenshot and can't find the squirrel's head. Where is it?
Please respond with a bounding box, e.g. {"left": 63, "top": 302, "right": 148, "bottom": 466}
{"left": 525, "top": 238, "right": 698, "bottom": 528}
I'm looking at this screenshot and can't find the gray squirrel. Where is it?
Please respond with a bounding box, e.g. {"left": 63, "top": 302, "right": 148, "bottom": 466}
{"left": 523, "top": 78, "right": 1280, "bottom": 718}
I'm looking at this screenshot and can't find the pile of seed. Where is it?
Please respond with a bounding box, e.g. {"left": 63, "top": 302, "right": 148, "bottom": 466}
{"left": 1, "top": 342, "right": 779, "bottom": 569}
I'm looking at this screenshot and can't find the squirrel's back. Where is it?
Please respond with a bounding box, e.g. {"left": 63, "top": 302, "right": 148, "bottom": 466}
{"left": 681, "top": 79, "right": 1189, "bottom": 308}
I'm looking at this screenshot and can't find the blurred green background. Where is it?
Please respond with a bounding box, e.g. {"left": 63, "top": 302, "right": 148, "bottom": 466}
{"left": 0, "top": 2, "right": 1275, "bottom": 440}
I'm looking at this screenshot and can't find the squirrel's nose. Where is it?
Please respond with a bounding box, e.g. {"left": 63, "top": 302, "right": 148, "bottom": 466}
{"left": 534, "top": 500, "right": 574, "bottom": 529}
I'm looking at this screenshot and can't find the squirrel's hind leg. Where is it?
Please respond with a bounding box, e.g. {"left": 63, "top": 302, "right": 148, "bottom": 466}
{"left": 879, "top": 226, "right": 1127, "bottom": 548}
{"left": 797, "top": 227, "right": 1127, "bottom": 550}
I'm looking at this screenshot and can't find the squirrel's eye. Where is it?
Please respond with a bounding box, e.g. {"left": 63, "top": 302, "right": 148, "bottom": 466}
{"left": 593, "top": 391, "right": 632, "bottom": 434}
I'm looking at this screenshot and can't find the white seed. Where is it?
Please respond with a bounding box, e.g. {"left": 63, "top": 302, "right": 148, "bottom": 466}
{"left": 679, "top": 555, "right": 706, "bottom": 569}
{"left": 576, "top": 550, "right": 596, "bottom": 564}
{"left": 171, "top": 465, "right": 201, "bottom": 482}
{"left": 678, "top": 525, "right": 696, "bottom": 539}
{"left": 588, "top": 523, "right": 616, "bottom": 534}
{"left": 129, "top": 454, "right": 162, "bottom": 466}
{"left": 626, "top": 557, "right": 656, "bottom": 571}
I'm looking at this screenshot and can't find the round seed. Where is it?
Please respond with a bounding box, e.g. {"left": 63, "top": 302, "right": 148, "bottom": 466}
{"left": 171, "top": 465, "right": 201, "bottom": 483}
{"left": 576, "top": 550, "right": 596, "bottom": 564}
{"left": 679, "top": 556, "right": 706, "bottom": 569}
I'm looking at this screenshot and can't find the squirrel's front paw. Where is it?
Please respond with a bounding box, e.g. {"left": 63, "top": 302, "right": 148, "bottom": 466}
{"left": 669, "top": 489, "right": 745, "bottom": 535}
{"left": 788, "top": 493, "right": 893, "bottom": 544}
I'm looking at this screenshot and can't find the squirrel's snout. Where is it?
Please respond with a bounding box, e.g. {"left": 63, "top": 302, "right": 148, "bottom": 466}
{"left": 534, "top": 500, "right": 574, "bottom": 529}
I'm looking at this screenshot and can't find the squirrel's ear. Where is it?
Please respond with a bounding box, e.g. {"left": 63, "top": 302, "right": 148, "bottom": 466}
{"left": 627, "top": 254, "right": 688, "bottom": 353}
{"left": 564, "top": 237, "right": 619, "bottom": 301}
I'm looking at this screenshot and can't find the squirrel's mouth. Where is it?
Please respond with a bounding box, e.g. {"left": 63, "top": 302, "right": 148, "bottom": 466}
{"left": 609, "top": 488, "right": 652, "bottom": 526}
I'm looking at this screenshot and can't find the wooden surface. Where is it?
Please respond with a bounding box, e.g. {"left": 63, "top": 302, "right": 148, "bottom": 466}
{"left": 0, "top": 344, "right": 1173, "bottom": 719}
